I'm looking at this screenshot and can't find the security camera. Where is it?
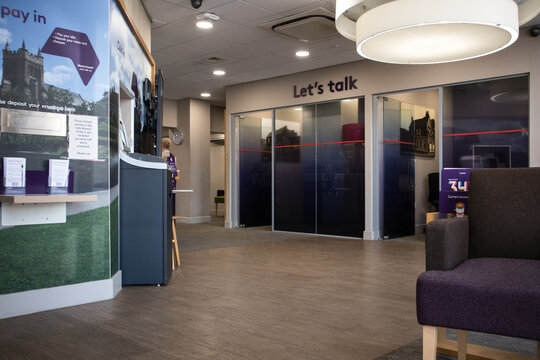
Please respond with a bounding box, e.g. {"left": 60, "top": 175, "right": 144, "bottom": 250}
{"left": 531, "top": 27, "right": 540, "bottom": 37}
{"left": 191, "top": 0, "right": 202, "bottom": 9}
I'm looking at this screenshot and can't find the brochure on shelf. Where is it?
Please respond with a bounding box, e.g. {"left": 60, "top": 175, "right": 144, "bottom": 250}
{"left": 48, "top": 159, "right": 70, "bottom": 194}
{"left": 2, "top": 157, "right": 26, "bottom": 194}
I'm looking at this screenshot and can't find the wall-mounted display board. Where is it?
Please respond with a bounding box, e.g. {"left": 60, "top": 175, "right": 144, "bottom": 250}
{"left": 0, "top": 0, "right": 154, "bottom": 310}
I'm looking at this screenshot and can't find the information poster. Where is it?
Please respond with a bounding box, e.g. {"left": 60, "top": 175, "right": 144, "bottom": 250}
{"left": 439, "top": 168, "right": 471, "bottom": 218}
{"left": 68, "top": 114, "right": 98, "bottom": 160}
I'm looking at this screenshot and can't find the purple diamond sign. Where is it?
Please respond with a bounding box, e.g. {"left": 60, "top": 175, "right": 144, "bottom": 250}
{"left": 41, "top": 27, "right": 100, "bottom": 86}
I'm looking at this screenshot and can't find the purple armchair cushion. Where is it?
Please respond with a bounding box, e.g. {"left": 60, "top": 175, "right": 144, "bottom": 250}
{"left": 468, "top": 168, "right": 540, "bottom": 260}
{"left": 417, "top": 258, "right": 540, "bottom": 340}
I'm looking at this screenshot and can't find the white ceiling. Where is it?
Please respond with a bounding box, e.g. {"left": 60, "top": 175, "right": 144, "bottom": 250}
{"left": 145, "top": 0, "right": 360, "bottom": 104}
{"left": 145, "top": 0, "right": 540, "bottom": 105}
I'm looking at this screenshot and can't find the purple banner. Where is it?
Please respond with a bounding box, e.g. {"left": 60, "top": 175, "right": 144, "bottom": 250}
{"left": 439, "top": 168, "right": 471, "bottom": 218}
{"left": 41, "top": 27, "right": 100, "bottom": 86}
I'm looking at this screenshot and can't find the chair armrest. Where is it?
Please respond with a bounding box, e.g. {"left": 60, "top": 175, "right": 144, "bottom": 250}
{"left": 426, "top": 217, "right": 469, "bottom": 271}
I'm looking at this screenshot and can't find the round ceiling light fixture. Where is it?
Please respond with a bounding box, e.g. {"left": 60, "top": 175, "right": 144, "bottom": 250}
{"left": 196, "top": 12, "right": 220, "bottom": 29}
{"left": 213, "top": 69, "right": 226, "bottom": 76}
{"left": 201, "top": 92, "right": 211, "bottom": 97}
{"left": 295, "top": 50, "right": 310, "bottom": 57}
{"left": 196, "top": 20, "right": 213, "bottom": 29}
{"left": 336, "top": 0, "right": 540, "bottom": 64}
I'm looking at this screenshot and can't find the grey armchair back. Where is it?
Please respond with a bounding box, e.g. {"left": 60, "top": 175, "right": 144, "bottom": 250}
{"left": 468, "top": 168, "right": 540, "bottom": 259}
{"left": 418, "top": 168, "right": 540, "bottom": 360}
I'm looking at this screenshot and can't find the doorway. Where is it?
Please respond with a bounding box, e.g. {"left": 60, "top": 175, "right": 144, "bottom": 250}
{"left": 236, "top": 111, "right": 273, "bottom": 227}
{"left": 380, "top": 89, "right": 440, "bottom": 239}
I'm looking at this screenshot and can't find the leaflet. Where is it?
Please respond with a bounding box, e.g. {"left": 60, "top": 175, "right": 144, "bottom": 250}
{"left": 3, "top": 157, "right": 26, "bottom": 188}
{"left": 49, "top": 159, "right": 70, "bottom": 188}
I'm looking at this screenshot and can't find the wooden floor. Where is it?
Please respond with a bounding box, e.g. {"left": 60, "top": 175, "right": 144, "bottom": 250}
{"left": 0, "top": 233, "right": 426, "bottom": 360}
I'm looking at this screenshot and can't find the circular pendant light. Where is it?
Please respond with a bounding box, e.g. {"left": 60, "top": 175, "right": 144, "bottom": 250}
{"left": 356, "top": 0, "right": 519, "bottom": 64}
{"left": 336, "top": 0, "right": 540, "bottom": 64}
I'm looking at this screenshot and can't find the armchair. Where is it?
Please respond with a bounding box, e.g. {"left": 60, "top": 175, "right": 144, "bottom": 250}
{"left": 417, "top": 168, "right": 540, "bottom": 360}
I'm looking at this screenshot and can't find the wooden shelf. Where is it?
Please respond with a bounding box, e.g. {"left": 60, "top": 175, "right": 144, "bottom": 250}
{"left": 0, "top": 194, "right": 98, "bottom": 204}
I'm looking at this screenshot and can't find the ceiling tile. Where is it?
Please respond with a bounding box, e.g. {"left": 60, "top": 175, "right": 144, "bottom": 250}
{"left": 155, "top": 43, "right": 208, "bottom": 59}
{"left": 153, "top": 52, "right": 183, "bottom": 67}
{"left": 152, "top": 22, "right": 202, "bottom": 44}
{"left": 242, "top": 0, "right": 316, "bottom": 13}
{"left": 246, "top": 35, "right": 302, "bottom": 52}
{"left": 217, "top": 25, "right": 272, "bottom": 43}
{"left": 211, "top": 1, "right": 277, "bottom": 24}
{"left": 163, "top": 0, "right": 235, "bottom": 12}
{"left": 277, "top": 0, "right": 335, "bottom": 16}
{"left": 142, "top": 0, "right": 194, "bottom": 24}
{"left": 152, "top": 38, "right": 175, "bottom": 52}
{"left": 198, "top": 44, "right": 270, "bottom": 64}
{"left": 160, "top": 60, "right": 209, "bottom": 77}
{"left": 181, "top": 33, "right": 242, "bottom": 52}
{"left": 170, "top": 71, "right": 216, "bottom": 84}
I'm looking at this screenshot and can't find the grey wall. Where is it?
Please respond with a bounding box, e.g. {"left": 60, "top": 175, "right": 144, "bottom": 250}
{"left": 211, "top": 105, "right": 225, "bottom": 133}
{"left": 188, "top": 99, "right": 211, "bottom": 221}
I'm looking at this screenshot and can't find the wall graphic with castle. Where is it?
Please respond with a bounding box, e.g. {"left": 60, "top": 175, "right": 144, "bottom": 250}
{"left": 1, "top": 40, "right": 87, "bottom": 109}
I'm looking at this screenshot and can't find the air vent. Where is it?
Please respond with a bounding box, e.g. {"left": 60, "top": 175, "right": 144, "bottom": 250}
{"left": 259, "top": 8, "right": 338, "bottom": 42}
{"left": 201, "top": 57, "right": 226, "bottom": 64}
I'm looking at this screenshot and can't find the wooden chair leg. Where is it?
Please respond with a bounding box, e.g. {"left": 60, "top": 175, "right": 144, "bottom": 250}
{"left": 457, "top": 330, "right": 467, "bottom": 360}
{"left": 423, "top": 326, "right": 438, "bottom": 360}
{"left": 172, "top": 216, "right": 180, "bottom": 268}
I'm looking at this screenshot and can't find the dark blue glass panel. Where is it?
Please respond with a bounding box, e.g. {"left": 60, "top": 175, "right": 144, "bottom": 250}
{"left": 316, "top": 100, "right": 365, "bottom": 237}
{"left": 443, "top": 76, "right": 529, "bottom": 168}
{"left": 274, "top": 106, "right": 316, "bottom": 233}
{"left": 239, "top": 113, "right": 272, "bottom": 227}
{"left": 383, "top": 97, "right": 415, "bottom": 239}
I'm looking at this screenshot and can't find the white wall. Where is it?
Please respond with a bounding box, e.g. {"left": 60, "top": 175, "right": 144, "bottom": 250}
{"left": 162, "top": 99, "right": 178, "bottom": 128}
{"left": 122, "top": 0, "right": 152, "bottom": 51}
{"left": 225, "top": 29, "right": 540, "bottom": 237}
{"left": 175, "top": 99, "right": 211, "bottom": 223}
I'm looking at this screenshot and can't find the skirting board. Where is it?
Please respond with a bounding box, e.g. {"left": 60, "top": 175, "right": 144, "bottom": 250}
{"left": 0, "top": 271, "right": 122, "bottom": 319}
{"left": 177, "top": 216, "right": 211, "bottom": 224}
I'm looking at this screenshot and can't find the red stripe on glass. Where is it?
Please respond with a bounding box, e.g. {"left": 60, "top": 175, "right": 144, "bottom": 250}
{"left": 443, "top": 129, "right": 528, "bottom": 137}
{"left": 383, "top": 139, "right": 415, "bottom": 145}
{"left": 239, "top": 149, "right": 272, "bottom": 154}
{"left": 274, "top": 140, "right": 365, "bottom": 149}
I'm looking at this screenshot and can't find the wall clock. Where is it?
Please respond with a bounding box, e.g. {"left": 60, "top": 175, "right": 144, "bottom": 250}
{"left": 172, "top": 129, "right": 183, "bottom": 145}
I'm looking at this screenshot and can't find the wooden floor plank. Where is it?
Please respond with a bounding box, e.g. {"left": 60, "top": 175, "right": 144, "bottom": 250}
{"left": 0, "top": 234, "right": 426, "bottom": 359}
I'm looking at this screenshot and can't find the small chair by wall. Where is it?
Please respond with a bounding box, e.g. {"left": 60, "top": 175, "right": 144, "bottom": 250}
{"left": 214, "top": 190, "right": 224, "bottom": 217}
{"left": 427, "top": 172, "right": 439, "bottom": 211}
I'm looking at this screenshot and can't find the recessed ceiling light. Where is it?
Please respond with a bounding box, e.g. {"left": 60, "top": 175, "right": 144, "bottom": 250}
{"left": 213, "top": 70, "right": 226, "bottom": 76}
{"left": 201, "top": 92, "right": 211, "bottom": 97}
{"left": 196, "top": 20, "right": 213, "bottom": 29}
{"left": 295, "top": 50, "right": 310, "bottom": 57}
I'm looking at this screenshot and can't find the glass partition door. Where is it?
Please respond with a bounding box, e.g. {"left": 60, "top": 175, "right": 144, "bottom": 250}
{"left": 382, "top": 97, "right": 415, "bottom": 239}
{"left": 274, "top": 99, "right": 365, "bottom": 237}
{"left": 237, "top": 112, "right": 272, "bottom": 227}
{"left": 274, "top": 105, "right": 316, "bottom": 233}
